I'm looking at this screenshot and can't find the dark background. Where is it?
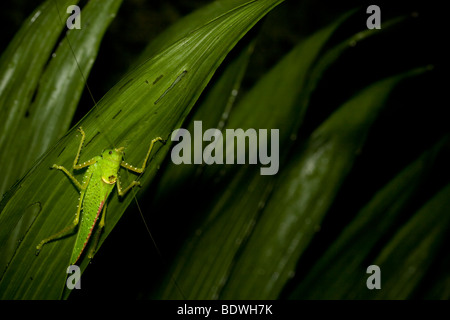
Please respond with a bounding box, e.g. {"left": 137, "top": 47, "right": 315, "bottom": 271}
{"left": 1, "top": 0, "right": 446, "bottom": 299}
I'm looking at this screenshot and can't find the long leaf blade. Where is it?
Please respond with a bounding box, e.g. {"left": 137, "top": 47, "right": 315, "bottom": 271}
{"left": 0, "top": 0, "right": 283, "bottom": 299}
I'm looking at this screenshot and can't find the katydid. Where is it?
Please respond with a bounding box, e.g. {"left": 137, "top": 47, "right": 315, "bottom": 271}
{"left": 36, "top": 126, "right": 163, "bottom": 265}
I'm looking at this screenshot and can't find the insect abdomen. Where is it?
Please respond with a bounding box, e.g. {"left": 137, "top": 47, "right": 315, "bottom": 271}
{"left": 70, "top": 199, "right": 104, "bottom": 264}
{"left": 70, "top": 164, "right": 112, "bottom": 264}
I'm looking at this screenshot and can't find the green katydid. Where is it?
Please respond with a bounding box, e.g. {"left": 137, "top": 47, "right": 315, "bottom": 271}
{"left": 36, "top": 126, "right": 163, "bottom": 265}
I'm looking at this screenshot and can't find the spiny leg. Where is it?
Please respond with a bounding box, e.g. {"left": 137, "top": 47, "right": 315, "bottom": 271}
{"left": 50, "top": 127, "right": 97, "bottom": 189}
{"left": 36, "top": 189, "right": 86, "bottom": 256}
{"left": 116, "top": 137, "right": 163, "bottom": 197}
{"left": 116, "top": 174, "right": 141, "bottom": 197}
{"left": 50, "top": 127, "right": 97, "bottom": 187}
{"left": 87, "top": 202, "right": 107, "bottom": 260}
{"left": 73, "top": 127, "right": 97, "bottom": 170}
{"left": 52, "top": 164, "right": 84, "bottom": 191}
{"left": 121, "top": 137, "right": 163, "bottom": 174}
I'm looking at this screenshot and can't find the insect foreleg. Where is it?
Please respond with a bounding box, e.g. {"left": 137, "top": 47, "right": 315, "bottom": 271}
{"left": 121, "top": 137, "right": 164, "bottom": 174}
{"left": 116, "top": 175, "right": 141, "bottom": 197}
{"left": 52, "top": 164, "right": 84, "bottom": 191}
{"left": 73, "top": 127, "right": 97, "bottom": 170}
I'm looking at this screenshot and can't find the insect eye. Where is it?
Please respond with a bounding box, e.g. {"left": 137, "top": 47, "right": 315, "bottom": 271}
{"left": 109, "top": 151, "right": 113, "bottom": 155}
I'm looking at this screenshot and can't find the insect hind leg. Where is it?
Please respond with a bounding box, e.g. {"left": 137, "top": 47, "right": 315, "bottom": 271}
{"left": 35, "top": 189, "right": 85, "bottom": 256}
{"left": 87, "top": 202, "right": 107, "bottom": 260}
{"left": 35, "top": 222, "right": 78, "bottom": 256}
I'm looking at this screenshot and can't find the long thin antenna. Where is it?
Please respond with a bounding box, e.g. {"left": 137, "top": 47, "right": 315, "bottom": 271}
{"left": 52, "top": 0, "right": 97, "bottom": 106}
{"left": 52, "top": 0, "right": 116, "bottom": 148}
{"left": 132, "top": 188, "right": 186, "bottom": 299}
{"left": 53, "top": 0, "right": 184, "bottom": 299}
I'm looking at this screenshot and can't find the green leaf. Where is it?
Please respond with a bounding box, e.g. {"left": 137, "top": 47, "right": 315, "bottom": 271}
{"left": 135, "top": 0, "right": 263, "bottom": 66}
{"left": 0, "top": 0, "right": 123, "bottom": 197}
{"left": 371, "top": 183, "right": 450, "bottom": 299}
{"left": 152, "top": 12, "right": 357, "bottom": 299}
{"left": 153, "top": 40, "right": 255, "bottom": 197}
{"left": 289, "top": 136, "right": 450, "bottom": 299}
{"left": 0, "top": 0, "right": 283, "bottom": 299}
{"left": 219, "top": 69, "right": 427, "bottom": 299}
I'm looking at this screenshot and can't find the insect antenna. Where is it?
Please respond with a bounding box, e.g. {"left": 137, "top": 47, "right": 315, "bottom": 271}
{"left": 51, "top": 0, "right": 116, "bottom": 149}
{"left": 53, "top": 0, "right": 185, "bottom": 298}
{"left": 131, "top": 188, "right": 186, "bottom": 299}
